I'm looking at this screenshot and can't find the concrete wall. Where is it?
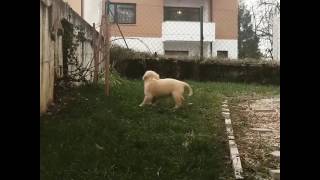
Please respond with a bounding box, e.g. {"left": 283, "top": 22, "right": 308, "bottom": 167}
{"left": 164, "top": 41, "right": 211, "bottom": 57}
{"left": 273, "top": 16, "right": 280, "bottom": 61}
{"left": 111, "top": 36, "right": 164, "bottom": 54}
{"left": 63, "top": 0, "right": 82, "bottom": 16}
{"left": 40, "top": 1, "right": 55, "bottom": 114}
{"left": 212, "top": 39, "right": 238, "bottom": 59}
{"left": 40, "top": 0, "right": 100, "bottom": 113}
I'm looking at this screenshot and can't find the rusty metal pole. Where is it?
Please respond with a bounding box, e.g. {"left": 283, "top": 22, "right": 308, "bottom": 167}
{"left": 200, "top": 6, "right": 204, "bottom": 61}
{"left": 104, "top": 1, "right": 111, "bottom": 96}
{"left": 93, "top": 23, "right": 99, "bottom": 84}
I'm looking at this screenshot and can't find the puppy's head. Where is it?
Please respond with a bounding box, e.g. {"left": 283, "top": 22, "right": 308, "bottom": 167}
{"left": 142, "top": 70, "right": 160, "bottom": 81}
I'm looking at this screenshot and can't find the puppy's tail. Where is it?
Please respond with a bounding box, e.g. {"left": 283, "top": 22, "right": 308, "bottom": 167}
{"left": 183, "top": 82, "right": 193, "bottom": 96}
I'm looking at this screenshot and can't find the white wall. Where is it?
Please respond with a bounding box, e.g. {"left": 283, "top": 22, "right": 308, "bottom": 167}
{"left": 40, "top": 1, "right": 55, "bottom": 113}
{"left": 273, "top": 16, "right": 280, "bottom": 61}
{"left": 212, "top": 39, "right": 238, "bottom": 59}
{"left": 111, "top": 37, "right": 240, "bottom": 59}
{"left": 164, "top": 41, "right": 211, "bottom": 57}
{"left": 111, "top": 37, "right": 164, "bottom": 54}
{"left": 83, "top": 0, "right": 102, "bottom": 30}
{"left": 111, "top": 37, "right": 214, "bottom": 58}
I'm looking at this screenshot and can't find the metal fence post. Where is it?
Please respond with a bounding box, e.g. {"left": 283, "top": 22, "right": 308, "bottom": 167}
{"left": 93, "top": 23, "right": 99, "bottom": 84}
{"left": 104, "top": 1, "right": 111, "bottom": 96}
{"left": 200, "top": 6, "right": 204, "bottom": 61}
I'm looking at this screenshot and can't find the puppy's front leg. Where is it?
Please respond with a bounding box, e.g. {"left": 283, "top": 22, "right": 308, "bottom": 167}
{"left": 139, "top": 96, "right": 147, "bottom": 107}
{"left": 139, "top": 96, "right": 152, "bottom": 107}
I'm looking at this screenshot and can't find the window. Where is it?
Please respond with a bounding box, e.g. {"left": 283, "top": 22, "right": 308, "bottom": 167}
{"left": 107, "top": 3, "right": 136, "bottom": 24}
{"left": 165, "top": 50, "right": 189, "bottom": 57}
{"left": 164, "top": 7, "right": 200, "bottom": 21}
{"left": 217, "top": 51, "right": 228, "bottom": 58}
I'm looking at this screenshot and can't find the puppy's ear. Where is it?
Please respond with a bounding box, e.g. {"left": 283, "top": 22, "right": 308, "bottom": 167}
{"left": 152, "top": 72, "right": 160, "bottom": 80}
{"left": 142, "top": 73, "right": 148, "bottom": 80}
{"left": 155, "top": 73, "right": 160, "bottom": 80}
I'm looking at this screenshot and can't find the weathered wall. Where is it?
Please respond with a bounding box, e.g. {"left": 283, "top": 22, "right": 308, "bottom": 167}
{"left": 40, "top": 0, "right": 100, "bottom": 113}
{"left": 63, "top": 0, "right": 82, "bottom": 16}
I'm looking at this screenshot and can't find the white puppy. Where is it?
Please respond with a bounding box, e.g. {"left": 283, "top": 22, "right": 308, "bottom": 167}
{"left": 139, "top": 70, "right": 193, "bottom": 109}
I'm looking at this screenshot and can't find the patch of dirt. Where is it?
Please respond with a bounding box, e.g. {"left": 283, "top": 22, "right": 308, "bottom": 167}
{"left": 230, "top": 97, "right": 280, "bottom": 180}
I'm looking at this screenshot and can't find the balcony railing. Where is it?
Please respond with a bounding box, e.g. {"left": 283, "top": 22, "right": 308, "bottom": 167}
{"left": 162, "top": 21, "right": 215, "bottom": 42}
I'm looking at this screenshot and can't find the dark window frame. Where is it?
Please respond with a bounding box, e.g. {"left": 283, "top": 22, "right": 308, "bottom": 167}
{"left": 217, "top": 51, "right": 229, "bottom": 58}
{"left": 165, "top": 50, "right": 189, "bottom": 57}
{"left": 107, "top": 3, "right": 136, "bottom": 24}
{"left": 164, "top": 6, "right": 201, "bottom": 22}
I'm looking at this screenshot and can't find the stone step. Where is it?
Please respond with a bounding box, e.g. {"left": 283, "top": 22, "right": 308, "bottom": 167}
{"left": 222, "top": 108, "right": 230, "bottom": 112}
{"left": 225, "top": 118, "right": 231, "bottom": 125}
{"left": 254, "top": 109, "right": 275, "bottom": 112}
{"left": 269, "top": 169, "right": 280, "bottom": 180}
{"left": 226, "top": 125, "right": 234, "bottom": 136}
{"left": 222, "top": 104, "right": 228, "bottom": 108}
{"left": 222, "top": 112, "right": 230, "bottom": 118}
{"left": 270, "top": 151, "right": 280, "bottom": 160}
{"left": 250, "top": 128, "right": 273, "bottom": 133}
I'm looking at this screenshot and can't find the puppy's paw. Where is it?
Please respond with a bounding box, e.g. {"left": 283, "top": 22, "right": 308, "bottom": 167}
{"left": 173, "top": 106, "right": 180, "bottom": 110}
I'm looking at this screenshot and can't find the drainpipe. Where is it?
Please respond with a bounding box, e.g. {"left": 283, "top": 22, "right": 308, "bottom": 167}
{"left": 81, "top": 0, "right": 84, "bottom": 17}
{"left": 200, "top": 6, "right": 204, "bottom": 60}
{"left": 210, "top": 0, "right": 213, "bottom": 57}
{"left": 210, "top": 42, "right": 213, "bottom": 57}
{"left": 210, "top": 0, "right": 213, "bottom": 22}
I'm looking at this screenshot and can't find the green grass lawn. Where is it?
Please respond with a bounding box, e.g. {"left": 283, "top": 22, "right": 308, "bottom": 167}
{"left": 40, "top": 79, "right": 279, "bottom": 180}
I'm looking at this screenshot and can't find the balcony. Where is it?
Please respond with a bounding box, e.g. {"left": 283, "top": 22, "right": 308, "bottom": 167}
{"left": 162, "top": 21, "right": 215, "bottom": 42}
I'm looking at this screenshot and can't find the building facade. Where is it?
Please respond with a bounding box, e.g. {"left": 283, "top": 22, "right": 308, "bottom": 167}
{"left": 67, "top": 0, "right": 238, "bottom": 59}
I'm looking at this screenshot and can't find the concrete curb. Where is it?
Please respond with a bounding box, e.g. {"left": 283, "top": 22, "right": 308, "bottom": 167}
{"left": 222, "top": 100, "right": 244, "bottom": 179}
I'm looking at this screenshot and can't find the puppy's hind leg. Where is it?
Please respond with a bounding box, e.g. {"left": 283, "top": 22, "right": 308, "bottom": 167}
{"left": 172, "top": 93, "right": 183, "bottom": 109}
{"left": 151, "top": 97, "right": 158, "bottom": 106}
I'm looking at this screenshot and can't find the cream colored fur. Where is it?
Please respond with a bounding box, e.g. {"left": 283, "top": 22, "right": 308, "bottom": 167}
{"left": 139, "top": 70, "right": 193, "bottom": 109}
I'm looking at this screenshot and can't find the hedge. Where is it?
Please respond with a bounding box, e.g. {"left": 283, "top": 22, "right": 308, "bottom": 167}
{"left": 114, "top": 58, "right": 280, "bottom": 85}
